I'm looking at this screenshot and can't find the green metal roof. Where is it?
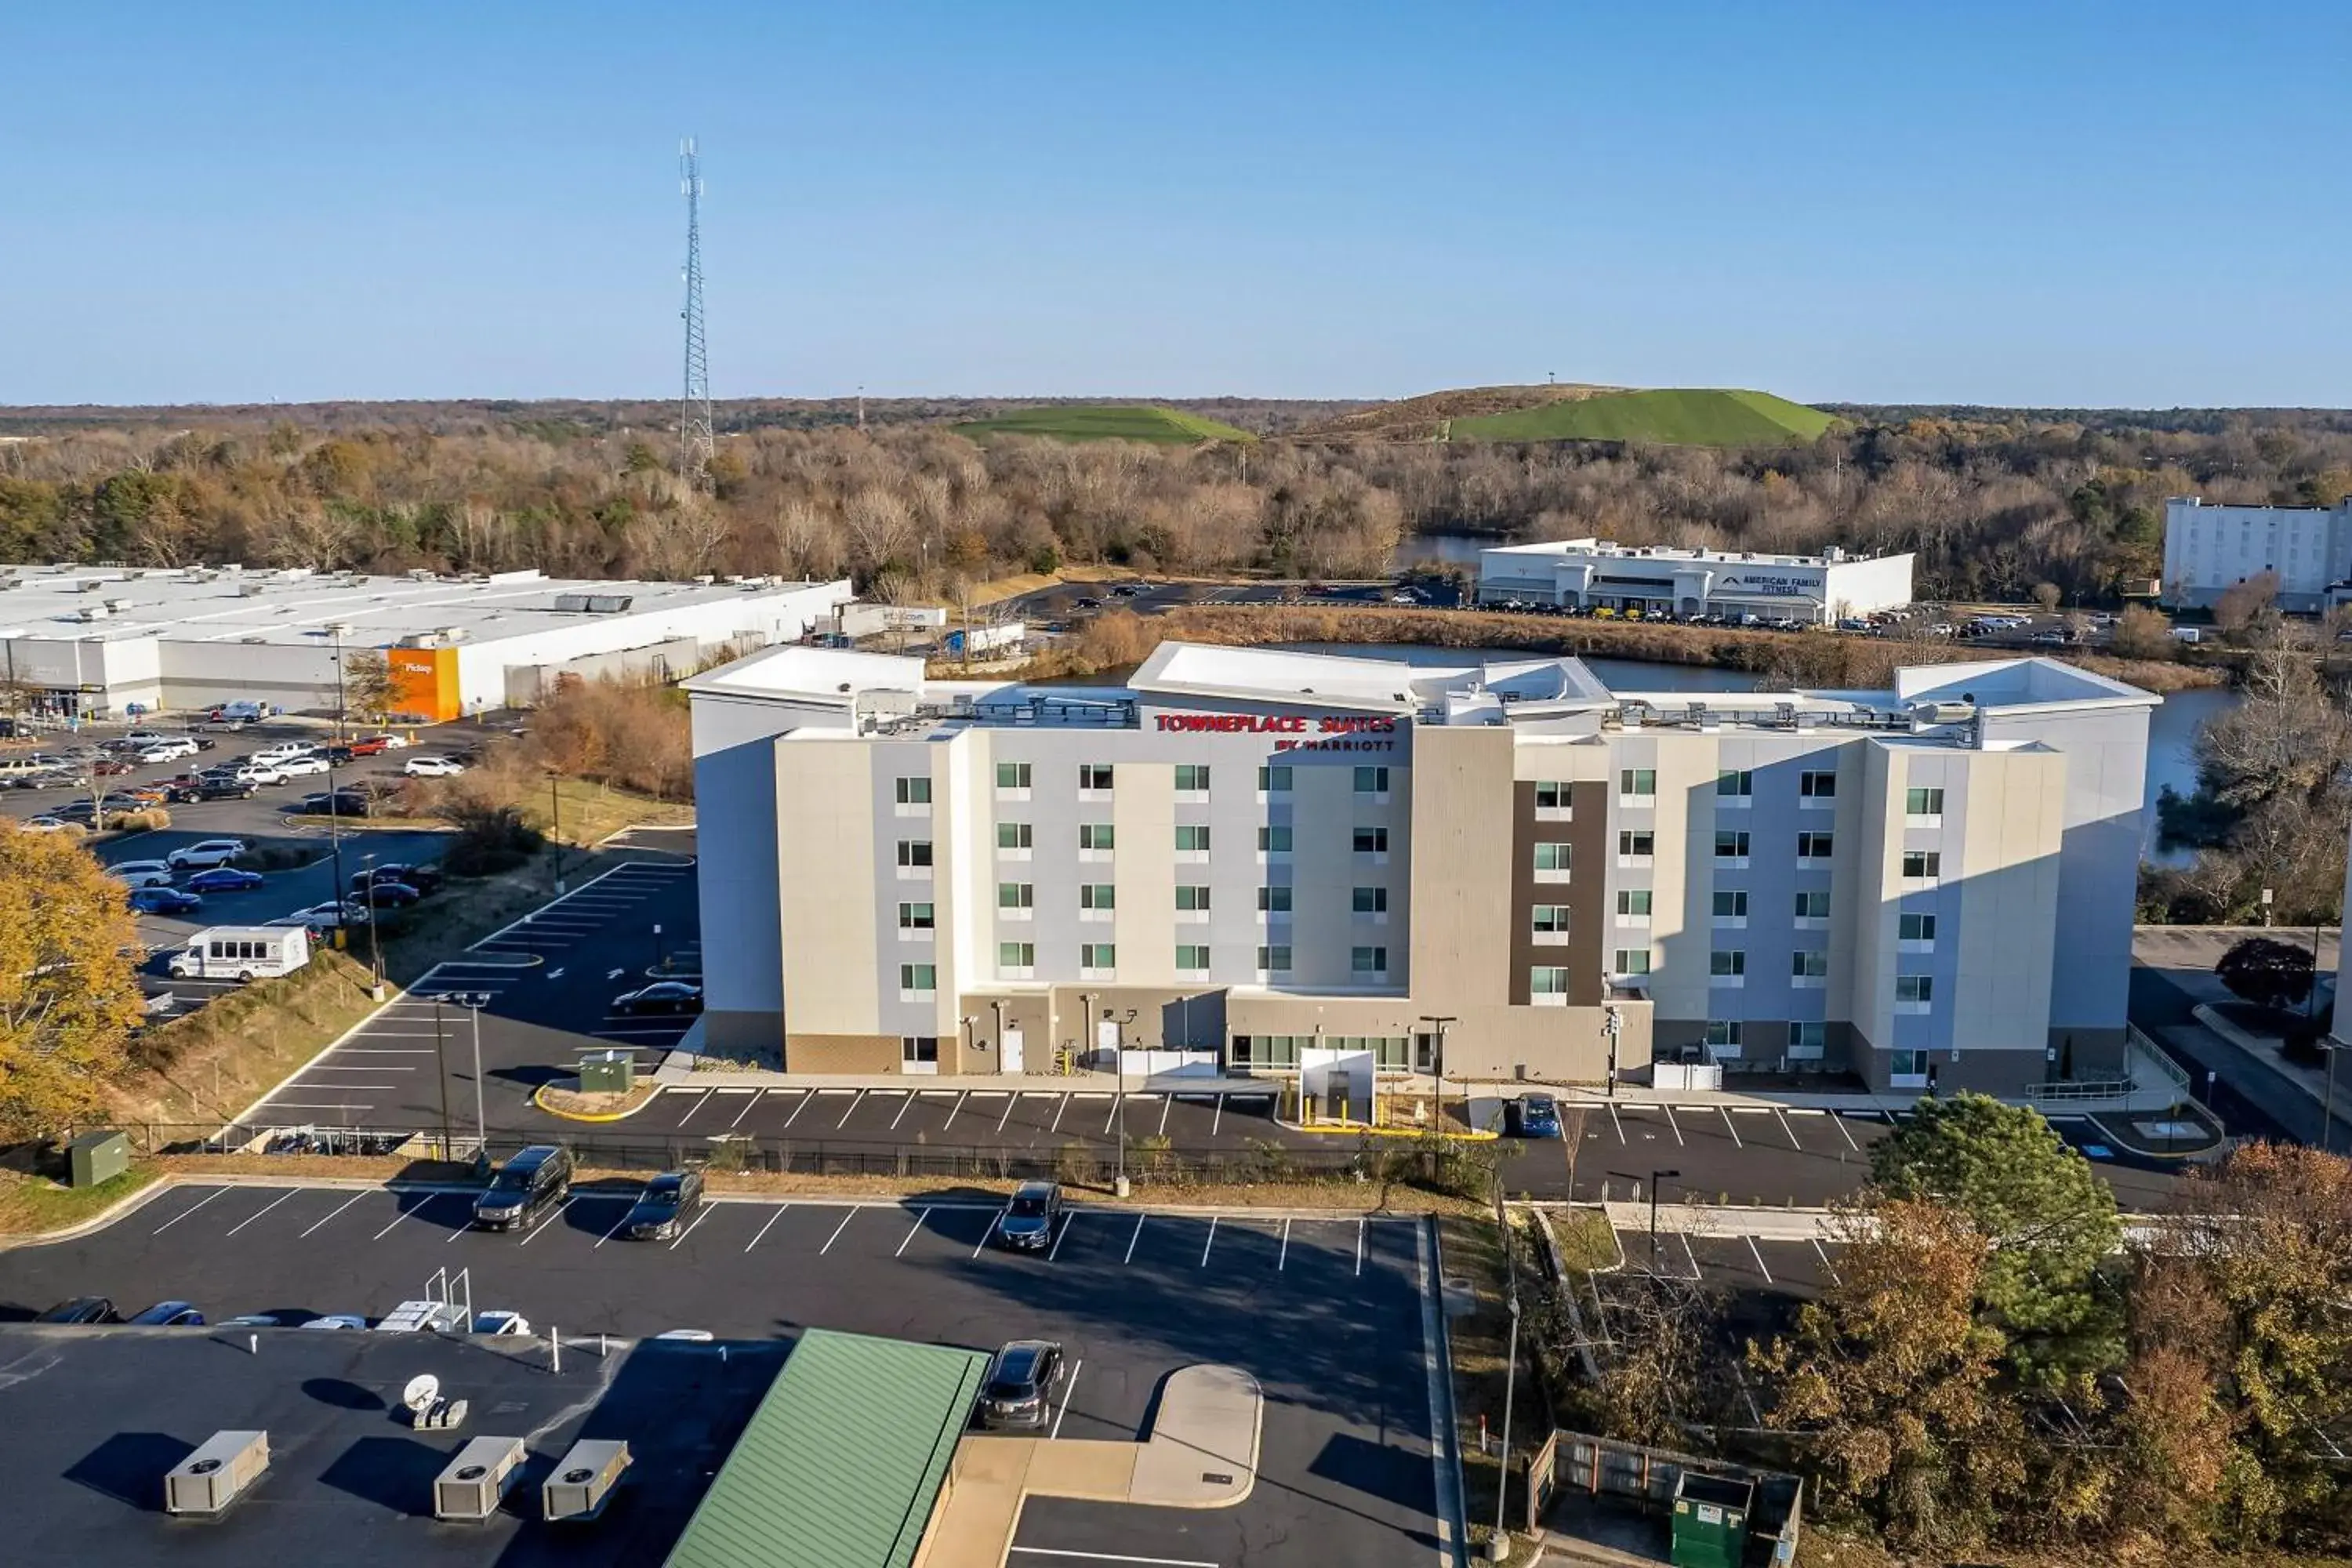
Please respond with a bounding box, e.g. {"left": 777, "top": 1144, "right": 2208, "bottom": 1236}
{"left": 666, "top": 1328, "right": 990, "bottom": 1568}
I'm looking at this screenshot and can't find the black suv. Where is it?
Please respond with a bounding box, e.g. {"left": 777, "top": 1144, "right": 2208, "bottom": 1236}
{"left": 993, "top": 1181, "right": 1063, "bottom": 1252}
{"left": 472, "top": 1145, "right": 572, "bottom": 1232}
{"left": 978, "top": 1340, "right": 1065, "bottom": 1429}
{"left": 622, "top": 1169, "right": 706, "bottom": 1241}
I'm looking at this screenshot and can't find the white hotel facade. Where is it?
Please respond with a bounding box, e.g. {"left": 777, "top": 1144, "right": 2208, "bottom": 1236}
{"left": 688, "top": 641, "right": 2154, "bottom": 1095}
{"left": 2162, "top": 495, "right": 2352, "bottom": 612}
{"left": 1475, "top": 539, "right": 1915, "bottom": 624}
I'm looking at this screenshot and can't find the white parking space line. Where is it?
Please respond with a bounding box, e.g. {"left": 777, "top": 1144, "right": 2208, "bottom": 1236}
{"left": 996, "top": 1094, "right": 1017, "bottom": 1132}
{"left": 1050, "top": 1359, "right": 1083, "bottom": 1441}
{"left": 517, "top": 1196, "right": 579, "bottom": 1243}
{"left": 728, "top": 1093, "right": 764, "bottom": 1130}
{"left": 836, "top": 1088, "right": 867, "bottom": 1129}
{"left": 1278, "top": 1218, "right": 1291, "bottom": 1270}
{"left": 1007, "top": 1551, "right": 1214, "bottom": 1568}
{"left": 891, "top": 1094, "right": 918, "bottom": 1131}
{"left": 941, "top": 1091, "right": 967, "bottom": 1131}
{"left": 821, "top": 1210, "right": 858, "bottom": 1254}
{"left": 675, "top": 1091, "right": 714, "bottom": 1125}
{"left": 1157, "top": 1094, "right": 1172, "bottom": 1135}
{"left": 1356, "top": 1217, "right": 1368, "bottom": 1276}
{"left": 1830, "top": 1113, "right": 1860, "bottom": 1151}
{"left": 152, "top": 1189, "right": 225, "bottom": 1235}
{"left": 1812, "top": 1237, "right": 1841, "bottom": 1283}
{"left": 256, "top": 1102, "right": 368, "bottom": 1114}
{"left": 223, "top": 1190, "right": 299, "bottom": 1235}
{"left": 1048, "top": 1213, "right": 1073, "bottom": 1261}
{"left": 1744, "top": 1233, "right": 1774, "bottom": 1285}
{"left": 1719, "top": 1106, "right": 1743, "bottom": 1149}
{"left": 1773, "top": 1110, "right": 1801, "bottom": 1149}
{"left": 667, "top": 1209, "right": 713, "bottom": 1250}
{"left": 372, "top": 1200, "right": 430, "bottom": 1240}
{"left": 1679, "top": 1231, "right": 1701, "bottom": 1281}
{"left": 1661, "top": 1104, "right": 1686, "bottom": 1146}
{"left": 783, "top": 1092, "right": 815, "bottom": 1128}
{"left": 975, "top": 1205, "right": 1008, "bottom": 1259}
{"left": 1124, "top": 1213, "right": 1147, "bottom": 1264}
{"left": 1199, "top": 1215, "right": 1218, "bottom": 1267}
{"left": 1211, "top": 1097, "right": 1224, "bottom": 1137}
{"left": 299, "top": 1192, "right": 368, "bottom": 1237}
{"left": 743, "top": 1205, "right": 789, "bottom": 1251}
{"left": 1104, "top": 1096, "right": 1121, "bottom": 1134}
{"left": 1049, "top": 1094, "right": 1070, "bottom": 1133}
{"left": 1608, "top": 1101, "right": 1625, "bottom": 1143}
{"left": 594, "top": 1207, "right": 635, "bottom": 1248}
{"left": 897, "top": 1208, "right": 930, "bottom": 1256}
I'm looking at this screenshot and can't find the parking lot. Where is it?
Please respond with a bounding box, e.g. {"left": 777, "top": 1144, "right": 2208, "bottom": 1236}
{"left": 0, "top": 1181, "right": 1454, "bottom": 1568}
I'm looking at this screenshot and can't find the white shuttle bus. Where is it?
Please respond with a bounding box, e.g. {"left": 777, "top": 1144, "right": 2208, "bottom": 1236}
{"left": 167, "top": 925, "right": 313, "bottom": 982}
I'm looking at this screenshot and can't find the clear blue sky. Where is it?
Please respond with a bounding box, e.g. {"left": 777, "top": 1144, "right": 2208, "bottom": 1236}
{"left": 3, "top": 2, "right": 2344, "bottom": 408}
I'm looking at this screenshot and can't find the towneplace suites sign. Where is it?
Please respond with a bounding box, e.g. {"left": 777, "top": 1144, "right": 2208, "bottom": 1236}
{"left": 1152, "top": 712, "right": 1402, "bottom": 753}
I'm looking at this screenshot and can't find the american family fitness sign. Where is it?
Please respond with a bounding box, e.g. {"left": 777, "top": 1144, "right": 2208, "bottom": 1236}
{"left": 1152, "top": 713, "right": 1402, "bottom": 752}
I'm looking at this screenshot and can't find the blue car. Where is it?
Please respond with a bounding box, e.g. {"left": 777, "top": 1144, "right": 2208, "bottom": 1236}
{"left": 128, "top": 886, "right": 203, "bottom": 916}
{"left": 126, "top": 1300, "right": 205, "bottom": 1327}
{"left": 185, "top": 866, "right": 265, "bottom": 894}
{"left": 1506, "top": 1093, "right": 1563, "bottom": 1138}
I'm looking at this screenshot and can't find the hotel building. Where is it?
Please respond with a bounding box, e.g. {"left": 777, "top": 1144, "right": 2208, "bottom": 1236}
{"left": 688, "top": 641, "right": 2154, "bottom": 1094}
{"left": 1475, "top": 539, "right": 1914, "bottom": 625}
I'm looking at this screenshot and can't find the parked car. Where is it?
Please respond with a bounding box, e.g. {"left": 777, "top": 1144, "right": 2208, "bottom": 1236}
{"left": 977, "top": 1340, "right": 1066, "bottom": 1429}
{"left": 993, "top": 1181, "right": 1063, "bottom": 1252}
{"left": 91, "top": 758, "right": 136, "bottom": 777}
{"left": 473, "top": 1145, "right": 573, "bottom": 1232}
{"left": 193, "top": 779, "right": 260, "bottom": 801}
{"left": 1504, "top": 1093, "right": 1563, "bottom": 1139}
{"left": 35, "top": 1297, "right": 116, "bottom": 1323}
{"left": 611, "top": 981, "right": 703, "bottom": 1016}
{"left": 105, "top": 860, "right": 176, "bottom": 890}
{"left": 341, "top": 735, "right": 394, "bottom": 757}
{"left": 353, "top": 862, "right": 441, "bottom": 895}
{"left": 19, "top": 815, "right": 72, "bottom": 832}
{"left": 367, "top": 732, "right": 413, "bottom": 750}
{"left": 125, "top": 1300, "right": 206, "bottom": 1327}
{"left": 358, "top": 880, "right": 421, "bottom": 908}
{"left": 290, "top": 900, "right": 372, "bottom": 928}
{"left": 225, "top": 763, "right": 289, "bottom": 786}
{"left": 274, "top": 754, "right": 331, "bottom": 778}
{"left": 129, "top": 886, "right": 204, "bottom": 916}
{"left": 293, "top": 789, "right": 372, "bottom": 816}
{"left": 621, "top": 1170, "right": 706, "bottom": 1242}
{"left": 300, "top": 1315, "right": 369, "bottom": 1331}
{"left": 403, "top": 755, "right": 466, "bottom": 778}
{"left": 185, "top": 866, "right": 266, "bottom": 894}
{"left": 168, "top": 838, "right": 250, "bottom": 870}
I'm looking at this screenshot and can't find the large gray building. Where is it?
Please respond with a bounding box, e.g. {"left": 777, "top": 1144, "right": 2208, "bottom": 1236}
{"left": 688, "top": 642, "right": 2155, "bottom": 1094}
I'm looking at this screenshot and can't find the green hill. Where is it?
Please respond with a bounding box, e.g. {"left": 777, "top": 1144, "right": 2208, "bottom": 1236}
{"left": 950, "top": 405, "right": 1257, "bottom": 445}
{"left": 1448, "top": 388, "right": 1835, "bottom": 446}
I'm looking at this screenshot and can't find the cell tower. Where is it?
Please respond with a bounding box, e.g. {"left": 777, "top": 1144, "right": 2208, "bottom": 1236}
{"left": 677, "top": 138, "right": 713, "bottom": 488}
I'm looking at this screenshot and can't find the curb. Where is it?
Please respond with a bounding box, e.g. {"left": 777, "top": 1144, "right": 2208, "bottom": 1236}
{"left": 1281, "top": 1120, "right": 1501, "bottom": 1143}
{"left": 531, "top": 1082, "right": 660, "bottom": 1123}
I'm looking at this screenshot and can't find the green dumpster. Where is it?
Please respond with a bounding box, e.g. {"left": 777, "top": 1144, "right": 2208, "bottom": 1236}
{"left": 1670, "top": 1472, "right": 1754, "bottom": 1568}
{"left": 578, "top": 1051, "right": 636, "bottom": 1094}
{"left": 66, "top": 1130, "right": 131, "bottom": 1189}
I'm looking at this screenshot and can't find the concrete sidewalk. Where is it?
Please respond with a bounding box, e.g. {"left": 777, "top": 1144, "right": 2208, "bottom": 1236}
{"left": 2190, "top": 1004, "right": 2351, "bottom": 1146}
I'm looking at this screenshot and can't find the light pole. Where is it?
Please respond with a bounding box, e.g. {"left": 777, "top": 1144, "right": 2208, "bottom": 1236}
{"left": 2325, "top": 1040, "right": 2343, "bottom": 1156}
{"left": 1649, "top": 1167, "right": 1679, "bottom": 1269}
{"left": 549, "top": 772, "right": 566, "bottom": 893}
{"left": 1419, "top": 1014, "right": 1456, "bottom": 1130}
{"left": 325, "top": 625, "right": 350, "bottom": 935}
{"left": 361, "top": 852, "right": 385, "bottom": 1000}
{"left": 1602, "top": 1004, "right": 1624, "bottom": 1098}
{"left": 432, "top": 996, "right": 455, "bottom": 1161}
{"left": 1490, "top": 1290, "right": 1521, "bottom": 1561}
{"left": 0, "top": 630, "right": 21, "bottom": 735}
{"left": 1114, "top": 1007, "right": 1137, "bottom": 1198}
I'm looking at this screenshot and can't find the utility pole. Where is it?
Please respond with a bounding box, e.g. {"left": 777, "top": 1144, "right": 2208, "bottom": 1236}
{"left": 1602, "top": 1004, "right": 1624, "bottom": 1098}
{"left": 361, "top": 853, "right": 384, "bottom": 1000}
{"left": 433, "top": 997, "right": 454, "bottom": 1162}
{"left": 1419, "top": 1014, "right": 1456, "bottom": 1130}
{"left": 1114, "top": 1007, "right": 1137, "bottom": 1198}
{"left": 467, "top": 993, "right": 488, "bottom": 1161}
{"left": 677, "top": 137, "right": 714, "bottom": 490}
{"left": 549, "top": 773, "right": 566, "bottom": 893}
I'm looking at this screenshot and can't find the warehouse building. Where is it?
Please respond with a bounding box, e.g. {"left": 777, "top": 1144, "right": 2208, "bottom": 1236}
{"left": 0, "top": 563, "right": 851, "bottom": 721}
{"left": 689, "top": 640, "right": 2154, "bottom": 1096}
{"left": 1475, "top": 538, "right": 1914, "bottom": 624}
{"left": 2161, "top": 495, "right": 2352, "bottom": 612}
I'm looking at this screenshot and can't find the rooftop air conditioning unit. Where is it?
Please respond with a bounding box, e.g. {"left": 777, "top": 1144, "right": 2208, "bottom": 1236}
{"left": 542, "top": 1439, "right": 630, "bottom": 1523}
{"left": 437, "top": 626, "right": 466, "bottom": 643}
{"left": 408, "top": 568, "right": 436, "bottom": 581}
{"left": 434, "top": 1436, "right": 527, "bottom": 1522}
{"left": 104, "top": 598, "right": 130, "bottom": 612}
{"left": 692, "top": 575, "right": 716, "bottom": 586}
{"left": 165, "top": 1430, "right": 270, "bottom": 1516}
{"left": 240, "top": 635, "right": 268, "bottom": 644}
{"left": 238, "top": 584, "right": 264, "bottom": 597}
{"left": 74, "top": 579, "right": 102, "bottom": 593}
{"left": 76, "top": 606, "right": 107, "bottom": 622}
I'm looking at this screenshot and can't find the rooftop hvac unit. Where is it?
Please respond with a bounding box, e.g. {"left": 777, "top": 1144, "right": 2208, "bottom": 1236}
{"left": 692, "top": 574, "right": 716, "bottom": 585}
{"left": 164, "top": 1430, "right": 270, "bottom": 1516}
{"left": 408, "top": 568, "right": 436, "bottom": 581}
{"left": 74, "top": 579, "right": 102, "bottom": 593}
{"left": 437, "top": 626, "right": 467, "bottom": 643}
{"left": 434, "top": 1436, "right": 526, "bottom": 1522}
{"left": 552, "top": 593, "right": 634, "bottom": 615}
{"left": 542, "top": 1438, "right": 630, "bottom": 1523}
{"left": 240, "top": 635, "right": 269, "bottom": 644}
{"left": 76, "top": 606, "right": 107, "bottom": 622}
{"left": 238, "top": 583, "right": 265, "bottom": 597}
{"left": 104, "top": 598, "right": 130, "bottom": 612}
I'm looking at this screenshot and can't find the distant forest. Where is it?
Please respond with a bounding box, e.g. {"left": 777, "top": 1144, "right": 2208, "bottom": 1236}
{"left": 1, "top": 397, "right": 2347, "bottom": 605}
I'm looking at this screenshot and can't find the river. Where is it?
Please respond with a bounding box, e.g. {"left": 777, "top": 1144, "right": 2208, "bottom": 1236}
{"left": 1279, "top": 642, "right": 2227, "bottom": 866}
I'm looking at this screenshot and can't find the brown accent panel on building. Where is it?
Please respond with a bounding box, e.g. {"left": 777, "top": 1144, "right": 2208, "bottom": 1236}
{"left": 785, "top": 1033, "right": 903, "bottom": 1074}
{"left": 1508, "top": 784, "right": 1537, "bottom": 1006}
{"left": 1508, "top": 781, "right": 1609, "bottom": 1007}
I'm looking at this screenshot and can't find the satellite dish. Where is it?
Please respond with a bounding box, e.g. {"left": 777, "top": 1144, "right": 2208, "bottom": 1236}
{"left": 401, "top": 1374, "right": 441, "bottom": 1414}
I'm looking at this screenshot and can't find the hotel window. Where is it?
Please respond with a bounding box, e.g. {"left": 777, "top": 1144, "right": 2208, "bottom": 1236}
{"left": 1704, "top": 1020, "right": 1744, "bottom": 1050}
{"left": 1354, "top": 765, "right": 1390, "bottom": 795}
{"left": 1796, "top": 831, "right": 1835, "bottom": 860}
{"left": 896, "top": 840, "right": 933, "bottom": 869}
{"left": 1713, "top": 889, "right": 1748, "bottom": 920}
{"left": 998, "top": 941, "right": 1035, "bottom": 970}
{"left": 1711, "top": 949, "right": 1746, "bottom": 978}
{"left": 901, "top": 1036, "right": 940, "bottom": 1065}
{"left": 1175, "top": 764, "right": 1211, "bottom": 793}
{"left": 1177, "top": 884, "right": 1212, "bottom": 912}
{"left": 1794, "top": 890, "right": 1830, "bottom": 919}
{"left": 1080, "top": 884, "right": 1116, "bottom": 911}
{"left": 1619, "top": 768, "right": 1656, "bottom": 799}
{"left": 1258, "top": 884, "right": 1293, "bottom": 913}
{"left": 1259, "top": 825, "right": 1293, "bottom": 854}
{"left": 1533, "top": 781, "right": 1568, "bottom": 811}
{"left": 1896, "top": 975, "right": 1934, "bottom": 1004}
{"left": 1791, "top": 950, "right": 1828, "bottom": 978}
{"left": 1788, "top": 1021, "right": 1828, "bottom": 1055}
{"left": 1530, "top": 965, "right": 1570, "bottom": 996}
{"left": 1901, "top": 850, "right": 1941, "bottom": 880}
{"left": 1892, "top": 1047, "right": 1931, "bottom": 1080}
{"left": 1258, "top": 764, "right": 1293, "bottom": 793}
{"left": 1798, "top": 770, "right": 1837, "bottom": 800}
{"left": 1616, "top": 889, "right": 1652, "bottom": 918}
{"left": 1716, "top": 768, "right": 1753, "bottom": 798}
{"left": 997, "top": 882, "right": 1033, "bottom": 910}
{"left": 1080, "top": 822, "right": 1116, "bottom": 851}
{"left": 1618, "top": 829, "right": 1653, "bottom": 858}
{"left": 1715, "top": 829, "right": 1750, "bottom": 859}
{"left": 996, "top": 822, "right": 1033, "bottom": 851}
{"left": 1176, "top": 944, "right": 1210, "bottom": 971}
{"left": 1079, "top": 763, "right": 1115, "bottom": 792}
{"left": 1906, "top": 786, "right": 1945, "bottom": 819}
{"left": 1532, "top": 904, "right": 1570, "bottom": 935}
{"left": 894, "top": 776, "right": 931, "bottom": 805}
{"left": 1353, "top": 886, "right": 1388, "bottom": 914}
{"left": 1256, "top": 944, "right": 1293, "bottom": 972}
{"left": 1354, "top": 826, "right": 1390, "bottom": 855}
{"left": 898, "top": 963, "right": 936, "bottom": 996}
{"left": 1534, "top": 841, "right": 1572, "bottom": 873}
{"left": 996, "top": 761, "right": 1031, "bottom": 792}
{"left": 1900, "top": 913, "right": 1937, "bottom": 942}
{"left": 1080, "top": 942, "right": 1117, "bottom": 971}
{"left": 1614, "top": 949, "right": 1653, "bottom": 975}
{"left": 898, "top": 902, "right": 935, "bottom": 931}
{"left": 1175, "top": 824, "right": 1212, "bottom": 854}
{"left": 1351, "top": 946, "right": 1388, "bottom": 975}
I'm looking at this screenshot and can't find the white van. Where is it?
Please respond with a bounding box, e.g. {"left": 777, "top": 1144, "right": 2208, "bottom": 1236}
{"left": 168, "top": 925, "right": 313, "bottom": 982}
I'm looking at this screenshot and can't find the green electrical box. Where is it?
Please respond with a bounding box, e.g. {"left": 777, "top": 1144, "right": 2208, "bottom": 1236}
{"left": 66, "top": 1130, "right": 130, "bottom": 1189}
{"left": 578, "top": 1051, "right": 636, "bottom": 1094}
{"left": 1670, "top": 1472, "right": 1754, "bottom": 1568}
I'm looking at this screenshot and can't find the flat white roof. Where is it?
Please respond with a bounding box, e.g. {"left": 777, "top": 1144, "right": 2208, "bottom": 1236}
{"left": 1893, "top": 655, "right": 2158, "bottom": 710}
{"left": 0, "top": 564, "right": 847, "bottom": 649}
{"left": 1481, "top": 535, "right": 1907, "bottom": 571}
{"left": 684, "top": 643, "right": 927, "bottom": 705}
{"left": 1130, "top": 641, "right": 1613, "bottom": 710}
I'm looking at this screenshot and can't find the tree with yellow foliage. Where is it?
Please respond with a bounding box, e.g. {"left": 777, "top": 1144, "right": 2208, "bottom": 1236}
{"left": 0, "top": 824, "right": 146, "bottom": 1137}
